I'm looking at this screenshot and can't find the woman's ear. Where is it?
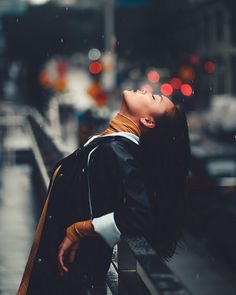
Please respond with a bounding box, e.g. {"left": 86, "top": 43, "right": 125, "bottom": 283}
{"left": 140, "top": 117, "right": 156, "bottom": 129}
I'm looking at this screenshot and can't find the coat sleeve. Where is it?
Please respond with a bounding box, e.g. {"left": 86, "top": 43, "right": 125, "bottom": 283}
{"left": 92, "top": 141, "right": 155, "bottom": 247}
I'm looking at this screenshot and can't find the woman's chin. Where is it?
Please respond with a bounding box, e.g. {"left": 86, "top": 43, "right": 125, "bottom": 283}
{"left": 122, "top": 90, "right": 129, "bottom": 102}
{"left": 123, "top": 89, "right": 135, "bottom": 101}
{"left": 123, "top": 89, "right": 130, "bottom": 96}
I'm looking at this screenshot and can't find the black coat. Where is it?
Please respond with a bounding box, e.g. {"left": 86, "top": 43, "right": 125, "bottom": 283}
{"left": 25, "top": 135, "right": 154, "bottom": 294}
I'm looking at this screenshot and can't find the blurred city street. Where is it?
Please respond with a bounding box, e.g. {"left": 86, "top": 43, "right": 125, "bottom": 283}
{"left": 0, "top": 99, "right": 236, "bottom": 294}
{"left": 0, "top": 0, "right": 236, "bottom": 294}
{"left": 0, "top": 102, "right": 35, "bottom": 294}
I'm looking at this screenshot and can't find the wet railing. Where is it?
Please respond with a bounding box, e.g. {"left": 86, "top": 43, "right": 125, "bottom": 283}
{"left": 26, "top": 110, "right": 191, "bottom": 295}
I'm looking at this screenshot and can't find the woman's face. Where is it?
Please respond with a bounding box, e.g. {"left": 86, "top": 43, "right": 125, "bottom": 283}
{"left": 121, "top": 89, "right": 175, "bottom": 121}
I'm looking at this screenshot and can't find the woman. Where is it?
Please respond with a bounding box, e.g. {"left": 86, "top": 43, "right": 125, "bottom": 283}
{"left": 17, "top": 89, "right": 190, "bottom": 295}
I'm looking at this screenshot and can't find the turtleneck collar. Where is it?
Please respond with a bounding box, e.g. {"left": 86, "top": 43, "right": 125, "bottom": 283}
{"left": 100, "top": 112, "right": 141, "bottom": 137}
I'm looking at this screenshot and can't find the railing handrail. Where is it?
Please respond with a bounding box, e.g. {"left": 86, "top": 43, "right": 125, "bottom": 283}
{"left": 119, "top": 236, "right": 191, "bottom": 295}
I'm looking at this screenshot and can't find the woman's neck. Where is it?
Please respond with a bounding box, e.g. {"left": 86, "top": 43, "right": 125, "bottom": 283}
{"left": 100, "top": 112, "right": 141, "bottom": 137}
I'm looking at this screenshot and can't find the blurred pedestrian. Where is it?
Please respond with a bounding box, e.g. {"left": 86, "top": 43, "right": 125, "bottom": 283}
{"left": 17, "top": 89, "right": 190, "bottom": 295}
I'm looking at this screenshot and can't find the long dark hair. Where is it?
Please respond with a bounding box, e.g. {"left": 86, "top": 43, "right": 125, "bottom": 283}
{"left": 140, "top": 105, "right": 191, "bottom": 261}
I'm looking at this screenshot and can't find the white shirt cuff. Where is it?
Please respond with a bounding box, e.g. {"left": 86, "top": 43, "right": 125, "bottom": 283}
{"left": 92, "top": 212, "right": 121, "bottom": 247}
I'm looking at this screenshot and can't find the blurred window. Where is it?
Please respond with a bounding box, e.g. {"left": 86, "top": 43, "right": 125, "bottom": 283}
{"left": 206, "top": 159, "right": 236, "bottom": 177}
{"left": 204, "top": 15, "right": 210, "bottom": 45}
{"left": 231, "top": 56, "right": 236, "bottom": 95}
{"left": 216, "top": 56, "right": 225, "bottom": 94}
{"left": 216, "top": 10, "right": 224, "bottom": 43}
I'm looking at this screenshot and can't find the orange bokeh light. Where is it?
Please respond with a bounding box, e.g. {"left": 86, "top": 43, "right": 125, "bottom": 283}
{"left": 179, "top": 65, "right": 195, "bottom": 81}
{"left": 39, "top": 72, "right": 52, "bottom": 88}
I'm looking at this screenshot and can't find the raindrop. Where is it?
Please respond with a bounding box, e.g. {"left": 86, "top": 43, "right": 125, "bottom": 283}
{"left": 16, "top": 18, "right": 19, "bottom": 23}
{"left": 234, "top": 135, "right": 236, "bottom": 139}
{"left": 101, "top": 35, "right": 104, "bottom": 39}
{"left": 65, "top": 7, "right": 69, "bottom": 11}
{"left": 196, "top": 273, "right": 199, "bottom": 279}
{"left": 60, "top": 38, "right": 64, "bottom": 43}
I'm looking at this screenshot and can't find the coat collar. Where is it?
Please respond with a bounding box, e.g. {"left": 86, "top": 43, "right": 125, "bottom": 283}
{"left": 83, "top": 132, "right": 140, "bottom": 147}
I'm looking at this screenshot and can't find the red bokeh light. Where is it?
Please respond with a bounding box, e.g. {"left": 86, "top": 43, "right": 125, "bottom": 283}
{"left": 161, "top": 83, "right": 173, "bottom": 96}
{"left": 169, "top": 77, "right": 182, "bottom": 89}
{"left": 189, "top": 55, "right": 200, "bottom": 65}
{"left": 204, "top": 61, "right": 216, "bottom": 73}
{"left": 57, "top": 62, "right": 68, "bottom": 76}
{"left": 89, "top": 62, "right": 103, "bottom": 74}
{"left": 140, "top": 84, "right": 153, "bottom": 93}
{"left": 147, "top": 71, "right": 160, "bottom": 83}
{"left": 180, "top": 84, "right": 193, "bottom": 96}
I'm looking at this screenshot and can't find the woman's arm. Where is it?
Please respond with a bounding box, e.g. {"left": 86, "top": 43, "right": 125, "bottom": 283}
{"left": 57, "top": 140, "right": 153, "bottom": 274}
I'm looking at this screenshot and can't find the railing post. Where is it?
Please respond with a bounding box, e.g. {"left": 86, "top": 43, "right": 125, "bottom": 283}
{"left": 118, "top": 240, "right": 137, "bottom": 294}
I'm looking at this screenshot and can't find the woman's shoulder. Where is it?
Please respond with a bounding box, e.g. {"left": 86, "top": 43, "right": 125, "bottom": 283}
{"left": 95, "top": 136, "right": 141, "bottom": 163}
{"left": 100, "top": 135, "right": 139, "bottom": 149}
{"left": 50, "top": 149, "right": 77, "bottom": 173}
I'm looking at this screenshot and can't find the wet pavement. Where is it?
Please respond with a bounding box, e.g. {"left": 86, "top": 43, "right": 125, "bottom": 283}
{"left": 0, "top": 122, "right": 36, "bottom": 294}
{"left": 166, "top": 234, "right": 236, "bottom": 295}
{"left": 0, "top": 162, "right": 36, "bottom": 295}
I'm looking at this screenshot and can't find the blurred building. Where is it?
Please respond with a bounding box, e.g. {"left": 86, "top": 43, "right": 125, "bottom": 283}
{"left": 163, "top": 0, "right": 236, "bottom": 107}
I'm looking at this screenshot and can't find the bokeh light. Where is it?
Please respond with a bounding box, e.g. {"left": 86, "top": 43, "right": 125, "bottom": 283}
{"left": 161, "top": 83, "right": 173, "bottom": 96}
{"left": 39, "top": 72, "right": 51, "bottom": 88}
{"left": 29, "top": 0, "right": 50, "bottom": 4}
{"left": 88, "top": 48, "right": 101, "bottom": 61}
{"left": 179, "top": 65, "right": 195, "bottom": 81}
{"left": 169, "top": 77, "right": 182, "bottom": 89}
{"left": 190, "top": 55, "right": 200, "bottom": 65}
{"left": 180, "top": 84, "right": 193, "bottom": 96}
{"left": 57, "top": 62, "right": 68, "bottom": 76}
{"left": 204, "top": 61, "right": 216, "bottom": 73}
{"left": 89, "top": 62, "right": 103, "bottom": 74}
{"left": 147, "top": 70, "right": 160, "bottom": 83}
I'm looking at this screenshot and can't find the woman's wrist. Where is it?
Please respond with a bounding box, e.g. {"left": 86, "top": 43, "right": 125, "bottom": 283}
{"left": 66, "top": 220, "right": 98, "bottom": 242}
{"left": 66, "top": 223, "right": 80, "bottom": 243}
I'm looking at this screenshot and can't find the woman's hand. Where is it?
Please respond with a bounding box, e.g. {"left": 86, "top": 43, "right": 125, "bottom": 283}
{"left": 57, "top": 237, "right": 80, "bottom": 276}
{"left": 57, "top": 219, "right": 97, "bottom": 276}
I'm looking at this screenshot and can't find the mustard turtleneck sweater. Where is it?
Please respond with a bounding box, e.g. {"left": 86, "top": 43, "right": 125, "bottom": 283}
{"left": 100, "top": 112, "right": 141, "bottom": 137}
